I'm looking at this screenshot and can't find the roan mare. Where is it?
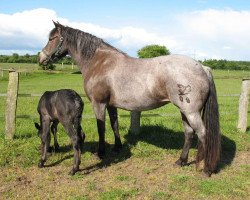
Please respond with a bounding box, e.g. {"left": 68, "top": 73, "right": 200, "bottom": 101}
{"left": 39, "top": 21, "right": 221, "bottom": 176}
{"left": 35, "top": 89, "right": 85, "bottom": 175}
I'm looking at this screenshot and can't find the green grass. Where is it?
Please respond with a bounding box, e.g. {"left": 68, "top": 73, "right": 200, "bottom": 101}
{"left": 0, "top": 62, "right": 78, "bottom": 71}
{"left": 0, "top": 68, "right": 249, "bottom": 199}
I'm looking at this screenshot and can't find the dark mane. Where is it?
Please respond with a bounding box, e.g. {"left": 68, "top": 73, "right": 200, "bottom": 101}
{"left": 52, "top": 26, "right": 127, "bottom": 59}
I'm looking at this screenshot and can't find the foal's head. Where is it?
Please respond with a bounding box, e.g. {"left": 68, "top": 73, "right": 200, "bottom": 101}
{"left": 39, "top": 21, "right": 68, "bottom": 65}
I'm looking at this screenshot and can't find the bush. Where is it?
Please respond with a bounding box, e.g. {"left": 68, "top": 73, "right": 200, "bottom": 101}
{"left": 137, "top": 45, "right": 170, "bottom": 58}
{"left": 201, "top": 59, "right": 250, "bottom": 71}
{"left": 40, "top": 63, "right": 56, "bottom": 70}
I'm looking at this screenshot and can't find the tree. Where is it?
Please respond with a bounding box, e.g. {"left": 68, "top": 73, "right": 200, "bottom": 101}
{"left": 137, "top": 45, "right": 170, "bottom": 58}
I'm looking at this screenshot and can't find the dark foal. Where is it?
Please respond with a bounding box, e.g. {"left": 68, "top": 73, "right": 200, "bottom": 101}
{"left": 35, "top": 89, "right": 85, "bottom": 175}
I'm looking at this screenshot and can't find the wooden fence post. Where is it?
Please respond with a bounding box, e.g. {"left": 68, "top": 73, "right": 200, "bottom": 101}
{"left": 130, "top": 111, "right": 141, "bottom": 134}
{"left": 5, "top": 70, "right": 19, "bottom": 139}
{"left": 237, "top": 79, "right": 250, "bottom": 132}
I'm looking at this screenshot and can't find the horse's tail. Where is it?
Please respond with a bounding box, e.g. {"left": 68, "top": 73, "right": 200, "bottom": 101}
{"left": 197, "top": 66, "right": 221, "bottom": 174}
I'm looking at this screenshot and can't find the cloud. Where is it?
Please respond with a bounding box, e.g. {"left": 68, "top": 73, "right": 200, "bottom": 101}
{"left": 0, "top": 8, "right": 250, "bottom": 60}
{"left": 175, "top": 9, "right": 250, "bottom": 60}
{"left": 0, "top": 8, "right": 176, "bottom": 57}
{"left": 0, "top": 8, "right": 57, "bottom": 53}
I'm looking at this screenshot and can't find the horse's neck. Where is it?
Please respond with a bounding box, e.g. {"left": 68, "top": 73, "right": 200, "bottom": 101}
{"left": 69, "top": 43, "right": 125, "bottom": 78}
{"left": 68, "top": 47, "right": 89, "bottom": 76}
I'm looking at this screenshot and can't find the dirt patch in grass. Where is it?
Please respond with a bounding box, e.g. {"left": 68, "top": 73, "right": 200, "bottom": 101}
{"left": 0, "top": 151, "right": 249, "bottom": 199}
{"left": 229, "top": 151, "right": 249, "bottom": 166}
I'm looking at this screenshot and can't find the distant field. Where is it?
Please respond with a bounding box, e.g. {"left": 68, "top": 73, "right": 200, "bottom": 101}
{"left": 0, "top": 68, "right": 249, "bottom": 199}
{"left": 0, "top": 62, "right": 79, "bottom": 74}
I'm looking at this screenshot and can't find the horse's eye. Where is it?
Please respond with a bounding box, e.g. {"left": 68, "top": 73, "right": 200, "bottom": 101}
{"left": 49, "top": 36, "right": 58, "bottom": 41}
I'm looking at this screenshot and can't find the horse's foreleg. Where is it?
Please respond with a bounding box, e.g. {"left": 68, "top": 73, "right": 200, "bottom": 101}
{"left": 175, "top": 112, "right": 194, "bottom": 166}
{"left": 38, "top": 119, "right": 51, "bottom": 168}
{"left": 51, "top": 120, "right": 59, "bottom": 151}
{"left": 107, "top": 106, "right": 122, "bottom": 153}
{"left": 92, "top": 102, "right": 106, "bottom": 159}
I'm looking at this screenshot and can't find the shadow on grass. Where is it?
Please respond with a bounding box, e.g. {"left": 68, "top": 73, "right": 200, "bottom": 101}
{"left": 46, "top": 125, "right": 186, "bottom": 173}
{"left": 14, "top": 132, "right": 34, "bottom": 139}
{"left": 218, "top": 132, "right": 236, "bottom": 172}
{"left": 71, "top": 71, "right": 81, "bottom": 74}
{"left": 246, "top": 127, "right": 250, "bottom": 133}
{"left": 43, "top": 125, "right": 236, "bottom": 175}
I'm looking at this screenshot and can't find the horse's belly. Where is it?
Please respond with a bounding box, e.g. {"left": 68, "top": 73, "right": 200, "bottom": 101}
{"left": 110, "top": 95, "right": 170, "bottom": 111}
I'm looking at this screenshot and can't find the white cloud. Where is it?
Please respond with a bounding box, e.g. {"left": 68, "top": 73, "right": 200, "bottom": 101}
{"left": 0, "top": 8, "right": 176, "bottom": 57}
{"left": 0, "top": 8, "right": 250, "bottom": 60}
{"left": 0, "top": 8, "right": 57, "bottom": 51}
{"left": 175, "top": 9, "right": 250, "bottom": 60}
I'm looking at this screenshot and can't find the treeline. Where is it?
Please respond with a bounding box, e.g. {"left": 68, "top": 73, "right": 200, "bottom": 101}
{"left": 201, "top": 59, "right": 250, "bottom": 71}
{"left": 0, "top": 53, "right": 250, "bottom": 70}
{"left": 0, "top": 53, "right": 73, "bottom": 64}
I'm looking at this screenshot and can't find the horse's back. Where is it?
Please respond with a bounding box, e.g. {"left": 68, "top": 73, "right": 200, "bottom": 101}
{"left": 38, "top": 89, "right": 83, "bottom": 121}
{"left": 108, "top": 54, "right": 210, "bottom": 111}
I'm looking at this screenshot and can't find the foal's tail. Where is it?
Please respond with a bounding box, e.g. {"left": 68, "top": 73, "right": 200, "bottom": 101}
{"left": 198, "top": 66, "right": 221, "bottom": 174}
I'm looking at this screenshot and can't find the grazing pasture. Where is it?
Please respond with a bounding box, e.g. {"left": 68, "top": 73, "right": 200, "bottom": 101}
{"left": 0, "top": 69, "right": 249, "bottom": 199}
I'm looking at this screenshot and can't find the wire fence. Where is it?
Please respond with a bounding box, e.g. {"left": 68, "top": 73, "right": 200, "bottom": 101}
{"left": 0, "top": 92, "right": 242, "bottom": 120}
{"left": 1, "top": 68, "right": 249, "bottom": 135}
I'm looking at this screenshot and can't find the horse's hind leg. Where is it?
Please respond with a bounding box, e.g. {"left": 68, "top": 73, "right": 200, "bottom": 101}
{"left": 39, "top": 118, "right": 51, "bottom": 168}
{"left": 74, "top": 116, "right": 85, "bottom": 151}
{"left": 183, "top": 112, "right": 206, "bottom": 171}
{"left": 107, "top": 106, "right": 122, "bottom": 153}
{"left": 51, "top": 120, "right": 59, "bottom": 151}
{"left": 175, "top": 112, "right": 194, "bottom": 166}
{"left": 63, "top": 122, "right": 81, "bottom": 175}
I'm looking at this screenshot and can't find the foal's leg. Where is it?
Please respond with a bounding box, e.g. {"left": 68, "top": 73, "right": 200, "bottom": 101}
{"left": 92, "top": 102, "right": 106, "bottom": 159}
{"left": 38, "top": 118, "right": 51, "bottom": 168}
{"left": 175, "top": 112, "right": 194, "bottom": 166}
{"left": 107, "top": 106, "right": 122, "bottom": 152}
{"left": 63, "top": 122, "right": 81, "bottom": 175}
{"left": 51, "top": 120, "right": 60, "bottom": 151}
{"left": 74, "top": 116, "right": 85, "bottom": 151}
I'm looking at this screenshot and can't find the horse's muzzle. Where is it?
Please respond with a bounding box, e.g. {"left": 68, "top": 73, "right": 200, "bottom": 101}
{"left": 38, "top": 51, "right": 49, "bottom": 65}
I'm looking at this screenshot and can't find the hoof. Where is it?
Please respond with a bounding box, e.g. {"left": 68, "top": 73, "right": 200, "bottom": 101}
{"left": 203, "top": 170, "right": 212, "bottom": 177}
{"left": 69, "top": 168, "right": 79, "bottom": 176}
{"left": 174, "top": 159, "right": 187, "bottom": 167}
{"left": 38, "top": 162, "right": 44, "bottom": 168}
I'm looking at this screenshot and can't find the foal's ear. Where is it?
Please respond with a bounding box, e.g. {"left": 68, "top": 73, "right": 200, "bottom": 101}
{"left": 34, "top": 122, "right": 41, "bottom": 130}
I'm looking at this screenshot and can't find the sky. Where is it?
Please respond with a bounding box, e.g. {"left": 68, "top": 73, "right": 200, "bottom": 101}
{"left": 0, "top": 0, "right": 250, "bottom": 60}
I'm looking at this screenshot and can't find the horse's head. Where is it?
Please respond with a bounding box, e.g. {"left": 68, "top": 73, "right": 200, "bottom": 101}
{"left": 39, "top": 21, "right": 68, "bottom": 65}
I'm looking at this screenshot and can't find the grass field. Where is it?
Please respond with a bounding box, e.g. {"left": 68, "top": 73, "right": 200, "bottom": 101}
{"left": 0, "top": 68, "right": 249, "bottom": 199}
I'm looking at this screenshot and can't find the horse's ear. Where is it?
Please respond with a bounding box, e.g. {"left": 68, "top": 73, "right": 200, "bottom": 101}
{"left": 34, "top": 122, "right": 41, "bottom": 130}
{"left": 52, "top": 20, "right": 62, "bottom": 33}
{"left": 52, "top": 20, "right": 58, "bottom": 27}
